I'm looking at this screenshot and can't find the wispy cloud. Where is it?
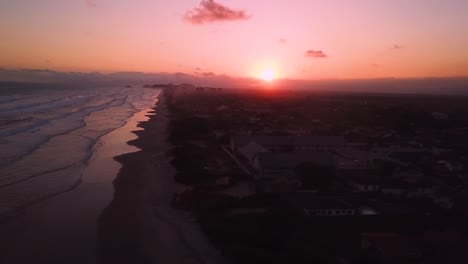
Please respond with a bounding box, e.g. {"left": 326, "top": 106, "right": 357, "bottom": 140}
{"left": 202, "top": 72, "right": 215, "bottom": 76}
{"left": 389, "top": 44, "right": 404, "bottom": 50}
{"left": 85, "top": 0, "right": 97, "bottom": 7}
{"left": 175, "top": 72, "right": 189, "bottom": 77}
{"left": 195, "top": 71, "right": 216, "bottom": 77}
{"left": 184, "top": 0, "right": 250, "bottom": 25}
{"left": 305, "top": 50, "right": 327, "bottom": 58}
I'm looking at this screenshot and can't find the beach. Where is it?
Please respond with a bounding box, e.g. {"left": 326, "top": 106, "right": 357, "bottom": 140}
{"left": 98, "top": 90, "right": 224, "bottom": 264}
{"left": 0, "top": 88, "right": 222, "bottom": 264}
{"left": 0, "top": 88, "right": 159, "bottom": 263}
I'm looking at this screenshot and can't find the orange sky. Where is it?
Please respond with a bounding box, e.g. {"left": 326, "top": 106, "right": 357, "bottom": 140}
{"left": 1, "top": 0, "right": 467, "bottom": 80}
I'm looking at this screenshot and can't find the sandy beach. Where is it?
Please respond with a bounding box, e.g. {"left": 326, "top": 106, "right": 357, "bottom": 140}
{"left": 0, "top": 89, "right": 222, "bottom": 264}
{"left": 98, "top": 90, "right": 224, "bottom": 264}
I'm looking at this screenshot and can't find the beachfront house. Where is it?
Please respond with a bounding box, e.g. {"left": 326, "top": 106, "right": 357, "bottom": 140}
{"left": 334, "top": 148, "right": 375, "bottom": 170}
{"left": 231, "top": 135, "right": 347, "bottom": 154}
{"left": 238, "top": 141, "right": 268, "bottom": 166}
{"left": 281, "top": 193, "right": 358, "bottom": 217}
{"left": 349, "top": 179, "right": 381, "bottom": 192}
{"left": 254, "top": 151, "right": 335, "bottom": 180}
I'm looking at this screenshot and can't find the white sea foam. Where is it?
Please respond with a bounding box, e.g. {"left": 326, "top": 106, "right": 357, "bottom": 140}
{"left": 0, "top": 84, "right": 161, "bottom": 214}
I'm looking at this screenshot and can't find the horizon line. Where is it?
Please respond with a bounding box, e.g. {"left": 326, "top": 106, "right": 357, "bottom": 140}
{"left": 1, "top": 67, "right": 468, "bottom": 82}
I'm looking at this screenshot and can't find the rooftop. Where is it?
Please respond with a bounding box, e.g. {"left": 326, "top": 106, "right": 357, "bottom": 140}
{"left": 258, "top": 151, "right": 335, "bottom": 170}
{"left": 233, "top": 135, "right": 346, "bottom": 148}
{"left": 282, "top": 193, "right": 356, "bottom": 210}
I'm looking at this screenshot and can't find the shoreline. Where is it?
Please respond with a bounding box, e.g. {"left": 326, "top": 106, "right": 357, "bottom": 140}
{"left": 98, "top": 89, "right": 223, "bottom": 264}
{"left": 0, "top": 93, "right": 157, "bottom": 264}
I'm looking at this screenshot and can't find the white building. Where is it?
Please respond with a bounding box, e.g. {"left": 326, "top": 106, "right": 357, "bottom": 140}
{"left": 238, "top": 141, "right": 268, "bottom": 168}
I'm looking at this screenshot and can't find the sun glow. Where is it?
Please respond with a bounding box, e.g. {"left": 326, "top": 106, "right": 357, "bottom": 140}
{"left": 260, "top": 68, "right": 276, "bottom": 82}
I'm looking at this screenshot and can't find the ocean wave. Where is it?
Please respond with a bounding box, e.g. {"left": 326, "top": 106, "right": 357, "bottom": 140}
{"left": 0, "top": 86, "right": 159, "bottom": 169}
{"left": 0, "top": 85, "right": 162, "bottom": 220}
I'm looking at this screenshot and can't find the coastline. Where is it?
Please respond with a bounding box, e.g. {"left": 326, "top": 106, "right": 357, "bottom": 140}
{"left": 98, "top": 89, "right": 223, "bottom": 264}
{"left": 0, "top": 92, "right": 158, "bottom": 264}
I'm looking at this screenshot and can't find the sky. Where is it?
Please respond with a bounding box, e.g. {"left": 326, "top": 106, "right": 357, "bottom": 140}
{"left": 1, "top": 0, "right": 468, "bottom": 80}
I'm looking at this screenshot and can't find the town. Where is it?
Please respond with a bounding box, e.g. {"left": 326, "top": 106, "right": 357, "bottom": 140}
{"left": 158, "top": 83, "right": 468, "bottom": 264}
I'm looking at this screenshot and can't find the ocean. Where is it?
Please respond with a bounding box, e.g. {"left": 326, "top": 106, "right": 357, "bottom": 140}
{"left": 0, "top": 82, "right": 161, "bottom": 217}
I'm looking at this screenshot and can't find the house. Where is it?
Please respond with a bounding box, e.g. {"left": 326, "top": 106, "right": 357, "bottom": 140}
{"left": 238, "top": 141, "right": 268, "bottom": 166}
{"left": 406, "top": 183, "right": 436, "bottom": 198}
{"left": 334, "top": 148, "right": 375, "bottom": 170}
{"left": 306, "top": 206, "right": 356, "bottom": 217}
{"left": 363, "top": 198, "right": 423, "bottom": 216}
{"left": 361, "top": 232, "right": 423, "bottom": 262}
{"left": 256, "top": 178, "right": 301, "bottom": 193}
{"left": 381, "top": 186, "right": 405, "bottom": 198}
{"left": 381, "top": 185, "right": 436, "bottom": 199}
{"left": 250, "top": 151, "right": 335, "bottom": 193}
{"left": 339, "top": 169, "right": 380, "bottom": 192}
{"left": 217, "top": 181, "right": 256, "bottom": 199}
{"left": 254, "top": 151, "right": 335, "bottom": 179}
{"left": 349, "top": 176, "right": 381, "bottom": 193}
{"left": 281, "top": 193, "right": 360, "bottom": 217}
{"left": 437, "top": 160, "right": 463, "bottom": 172}
{"left": 432, "top": 112, "right": 449, "bottom": 121}
{"left": 216, "top": 105, "right": 230, "bottom": 112}
{"left": 226, "top": 208, "right": 269, "bottom": 217}
{"left": 388, "top": 149, "right": 433, "bottom": 165}
{"left": 231, "top": 135, "right": 291, "bottom": 152}
{"left": 294, "top": 136, "right": 347, "bottom": 151}
{"left": 393, "top": 166, "right": 424, "bottom": 183}
{"left": 231, "top": 135, "right": 347, "bottom": 153}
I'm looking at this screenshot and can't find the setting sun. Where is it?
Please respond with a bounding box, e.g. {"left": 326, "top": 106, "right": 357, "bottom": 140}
{"left": 260, "top": 68, "right": 276, "bottom": 82}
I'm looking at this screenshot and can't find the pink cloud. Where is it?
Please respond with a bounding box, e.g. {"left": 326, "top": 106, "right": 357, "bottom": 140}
{"left": 184, "top": 0, "right": 250, "bottom": 25}
{"left": 389, "top": 44, "right": 404, "bottom": 50}
{"left": 202, "top": 72, "right": 215, "bottom": 76}
{"left": 305, "top": 50, "right": 327, "bottom": 58}
{"left": 195, "top": 71, "right": 216, "bottom": 76}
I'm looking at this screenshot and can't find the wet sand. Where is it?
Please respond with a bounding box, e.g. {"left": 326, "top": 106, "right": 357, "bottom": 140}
{"left": 0, "top": 99, "right": 156, "bottom": 264}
